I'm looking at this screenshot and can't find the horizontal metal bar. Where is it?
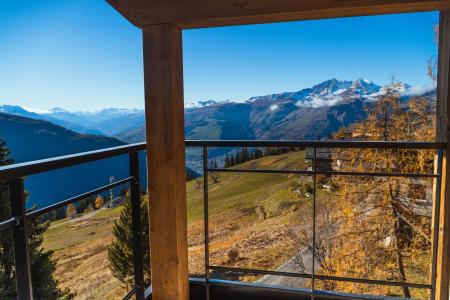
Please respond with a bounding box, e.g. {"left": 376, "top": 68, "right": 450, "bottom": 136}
{"left": 315, "top": 273, "right": 433, "bottom": 290}
{"left": 208, "top": 168, "right": 314, "bottom": 175}
{"left": 206, "top": 278, "right": 409, "bottom": 300}
{"left": 0, "top": 140, "right": 443, "bottom": 181}
{"left": 208, "top": 265, "right": 311, "bottom": 280}
{"left": 0, "top": 143, "right": 146, "bottom": 181}
{"left": 208, "top": 168, "right": 439, "bottom": 178}
{"left": 0, "top": 217, "right": 16, "bottom": 231}
{"left": 123, "top": 285, "right": 139, "bottom": 300}
{"left": 186, "top": 140, "right": 446, "bottom": 149}
{"left": 319, "top": 170, "right": 439, "bottom": 178}
{"left": 207, "top": 265, "right": 433, "bottom": 289}
{"left": 26, "top": 177, "right": 132, "bottom": 218}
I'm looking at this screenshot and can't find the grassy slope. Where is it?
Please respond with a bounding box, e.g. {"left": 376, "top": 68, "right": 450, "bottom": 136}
{"left": 43, "top": 150, "right": 429, "bottom": 299}
{"left": 43, "top": 206, "right": 126, "bottom": 299}
{"left": 187, "top": 151, "right": 314, "bottom": 276}
{"left": 43, "top": 151, "right": 312, "bottom": 299}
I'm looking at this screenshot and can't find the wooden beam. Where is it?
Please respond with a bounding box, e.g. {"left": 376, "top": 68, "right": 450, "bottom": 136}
{"left": 143, "top": 24, "right": 189, "bottom": 300}
{"left": 435, "top": 9, "right": 450, "bottom": 300}
{"left": 107, "top": 0, "right": 450, "bottom": 29}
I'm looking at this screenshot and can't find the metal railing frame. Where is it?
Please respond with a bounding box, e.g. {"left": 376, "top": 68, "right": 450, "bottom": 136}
{"left": 0, "top": 143, "right": 146, "bottom": 300}
{"left": 0, "top": 140, "right": 445, "bottom": 300}
{"left": 196, "top": 140, "right": 444, "bottom": 300}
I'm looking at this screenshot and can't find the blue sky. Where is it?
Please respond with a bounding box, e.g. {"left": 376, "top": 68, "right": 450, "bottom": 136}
{"left": 0, "top": 1, "right": 439, "bottom": 111}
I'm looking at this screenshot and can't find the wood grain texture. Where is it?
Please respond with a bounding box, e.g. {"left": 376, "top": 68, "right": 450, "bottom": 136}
{"left": 435, "top": 10, "right": 450, "bottom": 300}
{"left": 143, "top": 24, "right": 189, "bottom": 300}
{"left": 107, "top": 0, "right": 450, "bottom": 29}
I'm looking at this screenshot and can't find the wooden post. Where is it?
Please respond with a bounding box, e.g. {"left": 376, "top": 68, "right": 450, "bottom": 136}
{"left": 143, "top": 24, "right": 189, "bottom": 300}
{"left": 435, "top": 10, "right": 450, "bottom": 300}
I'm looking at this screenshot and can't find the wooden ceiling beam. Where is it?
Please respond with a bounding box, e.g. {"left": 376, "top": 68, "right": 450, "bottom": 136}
{"left": 107, "top": 0, "right": 450, "bottom": 29}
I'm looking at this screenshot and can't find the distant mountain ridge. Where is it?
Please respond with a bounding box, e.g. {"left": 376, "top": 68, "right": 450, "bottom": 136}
{"left": 0, "top": 106, "right": 145, "bottom": 136}
{"left": 0, "top": 112, "right": 198, "bottom": 208}
{"left": 0, "top": 78, "right": 436, "bottom": 202}
{"left": 0, "top": 105, "right": 104, "bottom": 135}
{"left": 115, "top": 78, "right": 436, "bottom": 143}
{"left": 3, "top": 78, "right": 435, "bottom": 144}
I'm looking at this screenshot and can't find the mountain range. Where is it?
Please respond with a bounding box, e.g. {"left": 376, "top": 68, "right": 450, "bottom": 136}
{"left": 1, "top": 78, "right": 436, "bottom": 194}
{"left": 2, "top": 79, "right": 435, "bottom": 145}
{"left": 0, "top": 113, "right": 198, "bottom": 208}
{"left": 118, "top": 78, "right": 435, "bottom": 143}
{"left": 0, "top": 105, "right": 145, "bottom": 136}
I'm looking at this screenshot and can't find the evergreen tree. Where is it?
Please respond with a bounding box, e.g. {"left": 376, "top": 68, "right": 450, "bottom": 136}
{"left": 53, "top": 207, "right": 66, "bottom": 221}
{"left": 108, "top": 192, "right": 150, "bottom": 288}
{"left": 224, "top": 154, "right": 230, "bottom": 168}
{"left": 0, "top": 137, "right": 72, "bottom": 299}
{"left": 76, "top": 196, "right": 95, "bottom": 214}
{"left": 234, "top": 151, "right": 241, "bottom": 164}
{"left": 230, "top": 154, "right": 235, "bottom": 166}
{"left": 256, "top": 149, "right": 263, "bottom": 159}
{"left": 240, "top": 147, "right": 249, "bottom": 162}
{"left": 210, "top": 159, "right": 218, "bottom": 169}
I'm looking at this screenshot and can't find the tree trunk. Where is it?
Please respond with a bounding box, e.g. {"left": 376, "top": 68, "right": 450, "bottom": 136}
{"left": 389, "top": 182, "right": 411, "bottom": 298}
{"left": 394, "top": 235, "right": 411, "bottom": 298}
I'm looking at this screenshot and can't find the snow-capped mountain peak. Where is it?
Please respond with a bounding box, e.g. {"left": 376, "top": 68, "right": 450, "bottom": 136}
{"left": 349, "top": 78, "right": 381, "bottom": 95}
{"left": 310, "top": 79, "right": 353, "bottom": 96}
{"left": 49, "top": 107, "right": 69, "bottom": 114}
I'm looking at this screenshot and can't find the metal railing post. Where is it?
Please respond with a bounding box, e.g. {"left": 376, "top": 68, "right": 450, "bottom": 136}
{"left": 9, "top": 177, "right": 33, "bottom": 300}
{"left": 431, "top": 149, "right": 443, "bottom": 300}
{"left": 203, "top": 146, "right": 210, "bottom": 300}
{"left": 312, "top": 147, "right": 317, "bottom": 298}
{"left": 129, "top": 152, "right": 145, "bottom": 300}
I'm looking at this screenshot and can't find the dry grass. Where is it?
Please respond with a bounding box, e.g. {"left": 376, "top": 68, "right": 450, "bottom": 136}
{"left": 43, "top": 207, "right": 126, "bottom": 299}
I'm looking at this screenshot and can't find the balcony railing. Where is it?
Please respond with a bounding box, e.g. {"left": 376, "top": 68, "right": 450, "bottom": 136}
{"left": 0, "top": 140, "right": 446, "bottom": 300}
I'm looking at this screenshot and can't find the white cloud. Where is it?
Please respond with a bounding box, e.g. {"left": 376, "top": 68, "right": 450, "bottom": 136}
{"left": 401, "top": 83, "right": 436, "bottom": 96}
{"left": 23, "top": 106, "right": 51, "bottom": 114}
{"left": 269, "top": 104, "right": 279, "bottom": 111}
{"left": 295, "top": 95, "right": 344, "bottom": 108}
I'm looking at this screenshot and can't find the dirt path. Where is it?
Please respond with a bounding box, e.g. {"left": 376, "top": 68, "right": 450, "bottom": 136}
{"left": 256, "top": 247, "right": 317, "bottom": 288}
{"left": 49, "top": 208, "right": 104, "bottom": 229}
